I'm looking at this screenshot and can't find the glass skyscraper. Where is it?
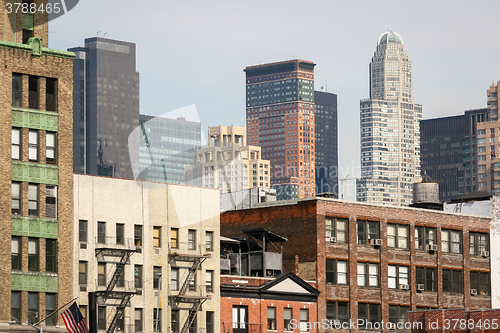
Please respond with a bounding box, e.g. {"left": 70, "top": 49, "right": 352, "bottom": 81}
{"left": 357, "top": 31, "right": 422, "bottom": 206}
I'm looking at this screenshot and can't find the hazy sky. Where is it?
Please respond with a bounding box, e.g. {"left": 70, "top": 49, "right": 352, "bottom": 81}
{"left": 49, "top": 0, "right": 500, "bottom": 200}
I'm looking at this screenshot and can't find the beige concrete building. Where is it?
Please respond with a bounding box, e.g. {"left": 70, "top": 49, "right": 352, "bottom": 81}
{"left": 74, "top": 174, "right": 220, "bottom": 333}
{"left": 477, "top": 81, "right": 500, "bottom": 193}
{"left": 1, "top": 1, "right": 75, "bottom": 331}
{"left": 185, "top": 125, "right": 271, "bottom": 192}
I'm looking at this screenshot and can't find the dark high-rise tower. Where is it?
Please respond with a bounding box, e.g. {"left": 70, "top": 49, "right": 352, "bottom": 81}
{"left": 314, "top": 91, "right": 338, "bottom": 197}
{"left": 245, "top": 59, "right": 316, "bottom": 200}
{"left": 70, "top": 37, "right": 139, "bottom": 179}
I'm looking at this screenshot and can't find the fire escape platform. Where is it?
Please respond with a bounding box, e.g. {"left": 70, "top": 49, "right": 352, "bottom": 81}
{"left": 168, "top": 252, "right": 210, "bottom": 260}
{"left": 168, "top": 294, "right": 210, "bottom": 302}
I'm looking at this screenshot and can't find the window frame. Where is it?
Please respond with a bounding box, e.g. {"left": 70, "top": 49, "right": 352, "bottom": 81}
{"left": 28, "top": 292, "right": 38, "bottom": 324}
{"left": 357, "top": 220, "right": 379, "bottom": 245}
{"left": 389, "top": 305, "right": 409, "bottom": 328}
{"left": 470, "top": 270, "right": 490, "bottom": 296}
{"left": 469, "top": 232, "right": 489, "bottom": 255}
{"left": 205, "top": 231, "right": 214, "bottom": 252}
{"left": 299, "top": 309, "right": 309, "bottom": 332}
{"left": 45, "top": 293, "right": 57, "bottom": 326}
{"left": 79, "top": 261, "right": 87, "bottom": 285}
{"left": 267, "top": 307, "right": 277, "bottom": 330}
{"left": 206, "top": 270, "right": 213, "bottom": 293}
{"left": 116, "top": 223, "right": 124, "bottom": 245}
{"left": 171, "top": 309, "right": 180, "bottom": 333}
{"left": 153, "top": 266, "right": 162, "bottom": 290}
{"left": 28, "top": 183, "right": 39, "bottom": 217}
{"left": 28, "top": 129, "right": 38, "bottom": 162}
{"left": 326, "top": 301, "right": 349, "bottom": 326}
{"left": 284, "top": 308, "right": 293, "bottom": 331}
{"left": 12, "top": 237, "right": 21, "bottom": 270}
{"left": 134, "top": 265, "right": 143, "bottom": 289}
{"left": 134, "top": 225, "right": 142, "bottom": 246}
{"left": 98, "top": 262, "right": 106, "bottom": 286}
{"left": 46, "top": 239, "right": 57, "bottom": 272}
{"left": 415, "top": 226, "right": 436, "bottom": 250}
{"left": 325, "top": 217, "right": 348, "bottom": 243}
{"left": 46, "top": 132, "right": 56, "bottom": 164}
{"left": 97, "top": 306, "right": 106, "bottom": 331}
{"left": 12, "top": 74, "right": 22, "bottom": 108}
{"left": 171, "top": 228, "right": 179, "bottom": 249}
{"left": 357, "top": 262, "right": 379, "bottom": 287}
{"left": 134, "top": 308, "right": 143, "bottom": 332}
{"left": 28, "top": 75, "right": 39, "bottom": 109}
{"left": 12, "top": 182, "right": 21, "bottom": 215}
{"left": 12, "top": 128, "right": 21, "bottom": 160}
{"left": 206, "top": 311, "right": 214, "bottom": 333}
{"left": 97, "top": 221, "right": 106, "bottom": 244}
{"left": 387, "top": 223, "right": 408, "bottom": 249}
{"left": 326, "top": 259, "right": 348, "bottom": 285}
{"left": 442, "top": 268, "right": 463, "bottom": 294}
{"left": 188, "top": 229, "right": 196, "bottom": 250}
{"left": 416, "top": 266, "right": 436, "bottom": 292}
{"left": 79, "top": 220, "right": 87, "bottom": 243}
{"left": 45, "top": 78, "right": 57, "bottom": 112}
{"left": 153, "top": 226, "right": 161, "bottom": 248}
{"left": 153, "top": 308, "right": 161, "bottom": 333}
{"left": 11, "top": 291, "right": 21, "bottom": 322}
{"left": 358, "top": 303, "right": 381, "bottom": 330}
{"left": 388, "top": 264, "right": 409, "bottom": 289}
{"left": 28, "top": 238, "right": 39, "bottom": 271}
{"left": 441, "top": 229, "right": 462, "bottom": 254}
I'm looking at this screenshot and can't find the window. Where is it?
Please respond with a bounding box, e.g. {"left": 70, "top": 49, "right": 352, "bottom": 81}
{"left": 79, "top": 261, "right": 87, "bottom": 285}
{"left": 46, "top": 132, "right": 56, "bottom": 164}
{"left": 116, "top": 312, "right": 124, "bottom": 332}
{"left": 134, "top": 265, "right": 143, "bottom": 288}
{"left": 45, "top": 185, "right": 57, "bottom": 219}
{"left": 206, "top": 311, "right": 214, "bottom": 333}
{"left": 12, "top": 74, "right": 22, "bottom": 108}
{"left": 171, "top": 309, "right": 179, "bottom": 333}
{"left": 153, "top": 309, "right": 161, "bottom": 333}
{"left": 97, "top": 306, "right": 106, "bottom": 330}
{"left": 478, "top": 129, "right": 486, "bottom": 135}
{"left": 188, "top": 270, "right": 196, "bottom": 292}
{"left": 28, "top": 293, "right": 38, "bottom": 324}
{"left": 206, "top": 270, "right": 213, "bottom": 293}
{"left": 470, "top": 271, "right": 490, "bottom": 295}
{"left": 357, "top": 262, "right": 379, "bottom": 287}
{"left": 327, "top": 301, "right": 349, "bottom": 326}
{"left": 135, "top": 308, "right": 143, "bottom": 332}
{"left": 116, "top": 266, "right": 125, "bottom": 287}
{"left": 189, "top": 314, "right": 197, "bottom": 333}
{"left": 233, "top": 306, "right": 248, "bottom": 331}
{"left": 357, "top": 220, "right": 379, "bottom": 245}
{"left": 28, "top": 238, "right": 38, "bottom": 271}
{"left": 188, "top": 229, "right": 196, "bottom": 250}
{"left": 442, "top": 269, "right": 463, "bottom": 293}
{"left": 46, "top": 239, "right": 57, "bottom": 272}
{"left": 46, "top": 78, "right": 57, "bottom": 111}
{"left": 206, "top": 231, "right": 214, "bottom": 251}
{"left": 415, "top": 226, "right": 436, "bottom": 250}
{"left": 358, "top": 303, "right": 380, "bottom": 329}
{"left": 29, "top": 76, "right": 39, "bottom": 109}
{"left": 416, "top": 266, "right": 436, "bottom": 292}
{"left": 29, "top": 130, "right": 38, "bottom": 161}
{"left": 98, "top": 262, "right": 106, "bottom": 286}
{"left": 284, "top": 308, "right": 293, "bottom": 331}
{"left": 326, "top": 259, "right": 348, "bottom": 284}
{"left": 134, "top": 225, "right": 142, "bottom": 246}
{"left": 28, "top": 184, "right": 38, "bottom": 216}
{"left": 441, "top": 229, "right": 461, "bottom": 253}
{"left": 12, "top": 128, "right": 21, "bottom": 160}
{"left": 12, "top": 237, "right": 21, "bottom": 270}
{"left": 171, "top": 228, "right": 178, "bottom": 248}
{"left": 300, "top": 309, "right": 309, "bottom": 332}
{"left": 79, "top": 220, "right": 87, "bottom": 242}
{"left": 46, "top": 294, "right": 57, "bottom": 326}
{"left": 98, "top": 222, "right": 106, "bottom": 244}
{"left": 325, "top": 217, "right": 348, "bottom": 243}
{"left": 11, "top": 292, "right": 21, "bottom": 322}
{"left": 116, "top": 223, "right": 124, "bottom": 245}
{"left": 153, "top": 266, "right": 162, "bottom": 289}
{"left": 153, "top": 226, "right": 161, "bottom": 247}
{"left": 268, "top": 307, "right": 277, "bottom": 330}
{"left": 388, "top": 265, "right": 409, "bottom": 289}
{"left": 79, "top": 305, "right": 87, "bottom": 319}
{"left": 387, "top": 224, "right": 408, "bottom": 249}
{"left": 12, "top": 182, "right": 21, "bottom": 215}
{"left": 389, "top": 305, "right": 409, "bottom": 329}
{"left": 470, "top": 232, "right": 489, "bottom": 255}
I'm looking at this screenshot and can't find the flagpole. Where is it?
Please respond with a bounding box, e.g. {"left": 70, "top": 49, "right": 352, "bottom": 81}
{"left": 34, "top": 297, "right": 78, "bottom": 326}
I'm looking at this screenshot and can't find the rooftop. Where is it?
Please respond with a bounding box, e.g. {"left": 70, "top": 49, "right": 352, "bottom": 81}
{"left": 378, "top": 31, "right": 404, "bottom": 45}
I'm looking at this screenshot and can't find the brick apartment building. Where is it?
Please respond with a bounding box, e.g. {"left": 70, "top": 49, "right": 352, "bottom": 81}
{"left": 1, "top": 1, "right": 75, "bottom": 330}
{"left": 408, "top": 308, "right": 500, "bottom": 333}
{"left": 221, "top": 198, "right": 492, "bottom": 332}
{"left": 220, "top": 273, "right": 320, "bottom": 333}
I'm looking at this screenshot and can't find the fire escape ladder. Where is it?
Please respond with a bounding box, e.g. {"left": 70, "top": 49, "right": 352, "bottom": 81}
{"left": 180, "top": 299, "right": 205, "bottom": 333}
{"left": 106, "top": 251, "right": 132, "bottom": 292}
{"left": 106, "top": 294, "right": 132, "bottom": 333}
{"left": 178, "top": 257, "right": 206, "bottom": 295}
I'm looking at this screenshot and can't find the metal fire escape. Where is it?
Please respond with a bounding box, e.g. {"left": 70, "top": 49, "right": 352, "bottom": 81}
{"left": 168, "top": 245, "right": 210, "bottom": 333}
{"left": 95, "top": 237, "right": 139, "bottom": 333}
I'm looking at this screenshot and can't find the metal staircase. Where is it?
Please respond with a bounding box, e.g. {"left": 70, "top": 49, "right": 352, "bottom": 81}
{"left": 95, "top": 237, "right": 139, "bottom": 333}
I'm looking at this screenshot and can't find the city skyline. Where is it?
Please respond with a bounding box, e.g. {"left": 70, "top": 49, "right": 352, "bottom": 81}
{"left": 48, "top": 0, "right": 500, "bottom": 199}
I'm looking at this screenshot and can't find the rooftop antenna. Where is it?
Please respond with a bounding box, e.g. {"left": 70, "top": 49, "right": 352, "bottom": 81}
{"left": 326, "top": 79, "right": 328, "bottom": 92}
{"left": 104, "top": 32, "right": 108, "bottom": 37}
{"left": 97, "top": 31, "right": 101, "bottom": 36}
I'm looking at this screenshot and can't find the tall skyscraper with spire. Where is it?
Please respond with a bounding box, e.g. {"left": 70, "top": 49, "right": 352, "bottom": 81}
{"left": 357, "top": 31, "right": 422, "bottom": 206}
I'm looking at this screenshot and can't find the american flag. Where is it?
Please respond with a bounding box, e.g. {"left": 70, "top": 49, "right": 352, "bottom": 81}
{"left": 61, "top": 302, "right": 89, "bottom": 333}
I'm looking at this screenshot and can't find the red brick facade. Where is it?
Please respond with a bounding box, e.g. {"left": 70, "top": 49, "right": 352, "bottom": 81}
{"left": 221, "top": 198, "right": 492, "bottom": 332}
{"left": 408, "top": 308, "right": 500, "bottom": 333}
